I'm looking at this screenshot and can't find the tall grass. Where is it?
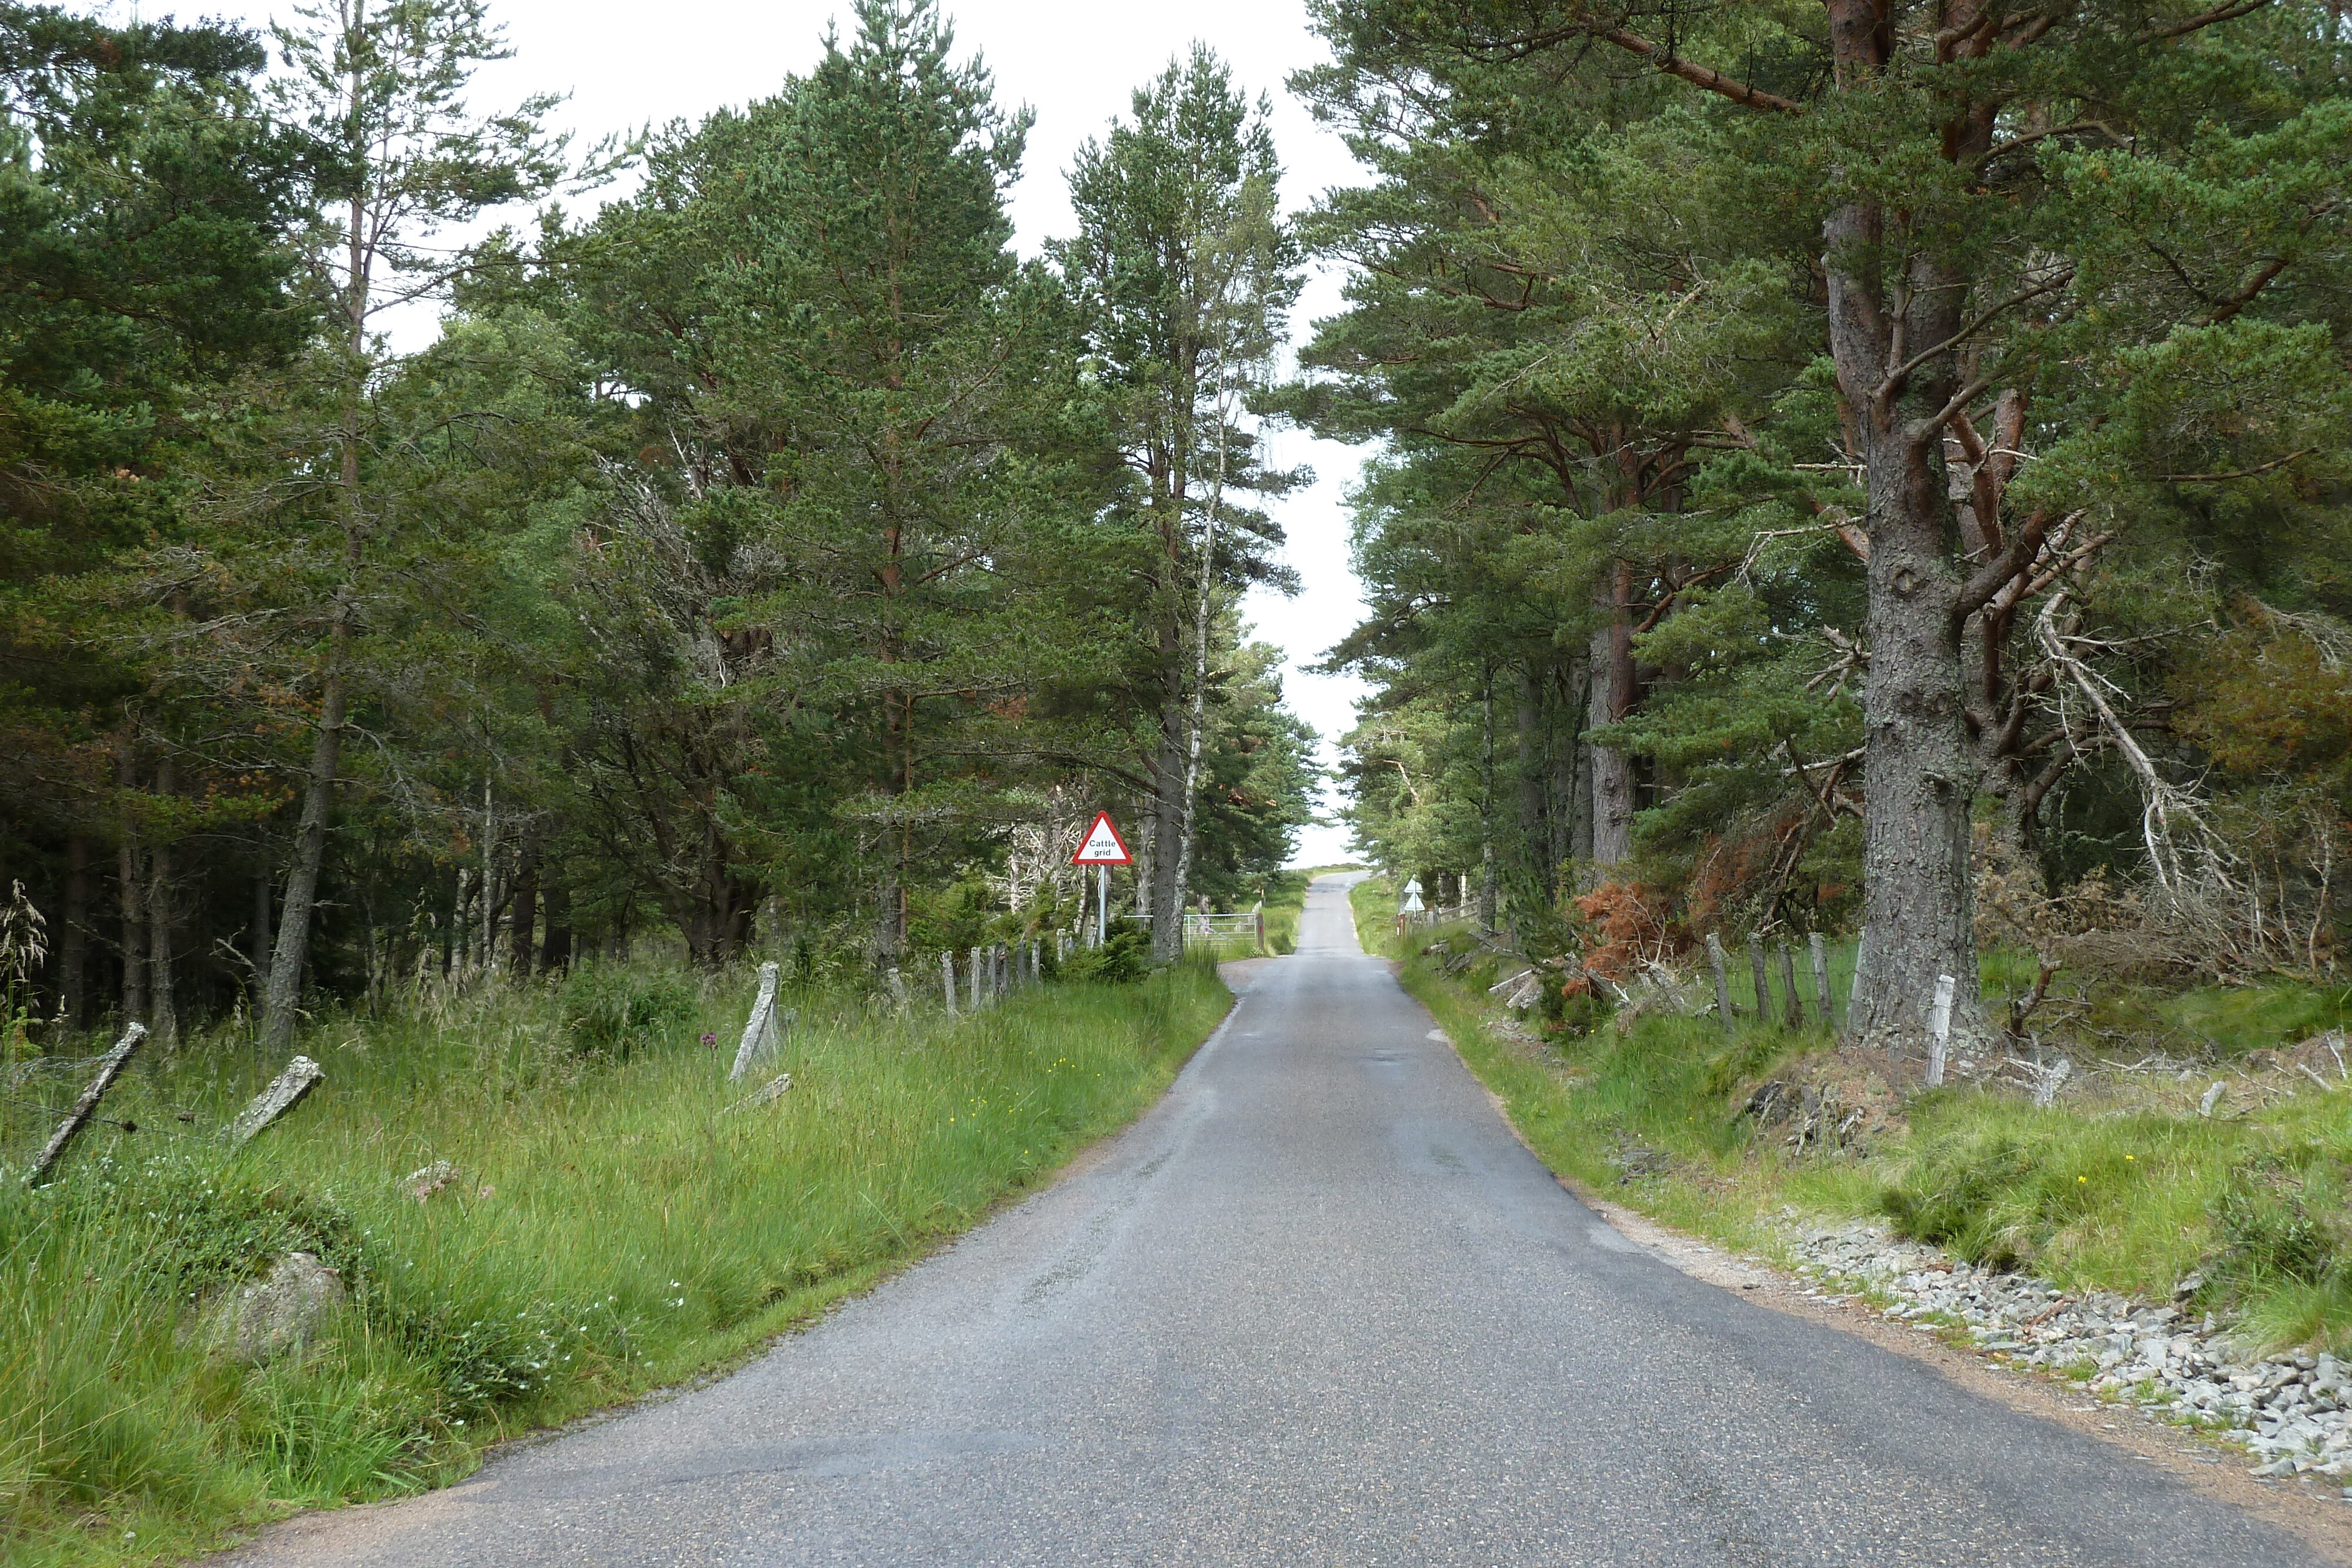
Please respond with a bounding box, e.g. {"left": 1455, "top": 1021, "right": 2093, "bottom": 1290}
{"left": 0, "top": 958, "right": 1228, "bottom": 1566}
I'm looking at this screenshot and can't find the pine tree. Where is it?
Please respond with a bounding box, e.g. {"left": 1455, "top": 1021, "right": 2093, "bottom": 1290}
{"left": 1057, "top": 46, "right": 1302, "bottom": 958}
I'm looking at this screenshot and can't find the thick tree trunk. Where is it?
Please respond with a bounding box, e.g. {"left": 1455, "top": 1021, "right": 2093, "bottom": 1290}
{"left": 1848, "top": 440, "right": 1982, "bottom": 1055}
{"left": 1148, "top": 691, "right": 1186, "bottom": 961}
{"left": 1821, "top": 172, "right": 1987, "bottom": 1054}
{"left": 1587, "top": 597, "right": 1635, "bottom": 868}
{"left": 59, "top": 835, "right": 88, "bottom": 1028}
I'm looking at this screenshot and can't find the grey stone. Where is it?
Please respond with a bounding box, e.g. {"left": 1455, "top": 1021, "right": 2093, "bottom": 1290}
{"left": 203, "top": 1251, "right": 344, "bottom": 1363}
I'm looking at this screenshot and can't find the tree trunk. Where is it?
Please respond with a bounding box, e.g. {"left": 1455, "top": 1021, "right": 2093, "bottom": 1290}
{"left": 250, "top": 854, "right": 273, "bottom": 999}
{"left": 509, "top": 837, "right": 538, "bottom": 978}
{"left": 540, "top": 873, "right": 573, "bottom": 972}
{"left": 1479, "top": 673, "right": 1498, "bottom": 931}
{"left": 1819, "top": 108, "right": 1987, "bottom": 1054}
{"left": 265, "top": 186, "right": 369, "bottom": 1054}
{"left": 59, "top": 835, "right": 88, "bottom": 1028}
{"left": 260, "top": 601, "right": 349, "bottom": 1054}
{"left": 1561, "top": 660, "right": 1593, "bottom": 871}
{"left": 1148, "top": 696, "right": 1186, "bottom": 961}
{"left": 115, "top": 738, "right": 146, "bottom": 1027}
{"left": 1847, "top": 436, "right": 1982, "bottom": 1054}
{"left": 1516, "top": 664, "right": 1546, "bottom": 899}
{"left": 1588, "top": 601, "right": 1635, "bottom": 868}
{"left": 147, "top": 752, "right": 178, "bottom": 1049}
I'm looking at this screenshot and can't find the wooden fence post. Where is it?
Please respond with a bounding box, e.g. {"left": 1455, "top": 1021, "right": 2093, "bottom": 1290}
{"left": 1748, "top": 934, "right": 1770, "bottom": 1022}
{"left": 228, "top": 1055, "right": 326, "bottom": 1145}
{"left": 968, "top": 946, "right": 984, "bottom": 1011}
{"left": 1705, "top": 934, "right": 1735, "bottom": 1033}
{"left": 1925, "top": 973, "right": 1957, "bottom": 1086}
{"left": 942, "top": 950, "right": 957, "bottom": 1015}
{"left": 25, "top": 1022, "right": 145, "bottom": 1186}
{"left": 1778, "top": 940, "right": 1803, "bottom": 1029}
{"left": 1809, "top": 932, "right": 1833, "bottom": 1032}
{"left": 730, "top": 962, "right": 783, "bottom": 1082}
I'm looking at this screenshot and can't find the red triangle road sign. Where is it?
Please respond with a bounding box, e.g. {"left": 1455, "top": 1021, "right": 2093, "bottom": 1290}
{"left": 1071, "top": 811, "right": 1132, "bottom": 865}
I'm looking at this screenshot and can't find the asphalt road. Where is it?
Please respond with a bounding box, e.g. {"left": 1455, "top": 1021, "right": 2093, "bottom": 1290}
{"left": 220, "top": 875, "right": 2325, "bottom": 1566}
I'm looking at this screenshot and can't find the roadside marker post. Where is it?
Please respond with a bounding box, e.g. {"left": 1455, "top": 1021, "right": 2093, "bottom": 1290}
{"left": 1070, "top": 811, "right": 1132, "bottom": 948}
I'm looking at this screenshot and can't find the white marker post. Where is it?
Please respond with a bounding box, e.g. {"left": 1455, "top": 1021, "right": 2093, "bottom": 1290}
{"left": 1070, "top": 811, "right": 1132, "bottom": 950}
{"left": 1925, "top": 972, "right": 1957, "bottom": 1086}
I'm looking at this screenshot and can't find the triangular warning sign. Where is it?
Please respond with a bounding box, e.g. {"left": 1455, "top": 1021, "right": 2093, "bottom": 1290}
{"left": 1071, "top": 811, "right": 1132, "bottom": 865}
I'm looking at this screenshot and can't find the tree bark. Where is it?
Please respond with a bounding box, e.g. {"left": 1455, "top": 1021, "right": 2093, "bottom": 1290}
{"left": 260, "top": 599, "right": 349, "bottom": 1054}
{"left": 147, "top": 751, "right": 178, "bottom": 1049}
{"left": 539, "top": 873, "right": 573, "bottom": 972}
{"left": 59, "top": 835, "right": 88, "bottom": 1028}
{"left": 1516, "top": 664, "right": 1547, "bottom": 899}
{"left": 1479, "top": 672, "right": 1498, "bottom": 931}
{"left": 115, "top": 737, "right": 146, "bottom": 1028}
{"left": 1588, "top": 596, "right": 1635, "bottom": 868}
{"left": 1148, "top": 694, "right": 1186, "bottom": 961}
{"left": 1818, "top": 0, "right": 1989, "bottom": 1054}
{"left": 509, "top": 836, "right": 538, "bottom": 978}
{"left": 250, "top": 853, "right": 273, "bottom": 1000}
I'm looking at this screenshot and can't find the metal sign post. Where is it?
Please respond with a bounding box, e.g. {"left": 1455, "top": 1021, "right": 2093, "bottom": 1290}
{"left": 1070, "top": 811, "right": 1133, "bottom": 950}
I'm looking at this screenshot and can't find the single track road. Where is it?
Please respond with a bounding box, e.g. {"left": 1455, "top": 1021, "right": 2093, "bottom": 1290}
{"left": 216, "top": 874, "right": 2333, "bottom": 1566}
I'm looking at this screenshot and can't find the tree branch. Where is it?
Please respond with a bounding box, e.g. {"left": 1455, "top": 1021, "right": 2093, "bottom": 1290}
{"left": 1876, "top": 270, "right": 2073, "bottom": 408}
{"left": 1585, "top": 25, "right": 1808, "bottom": 113}
{"left": 2141, "top": 0, "right": 2271, "bottom": 42}
{"left": 2160, "top": 447, "right": 2316, "bottom": 483}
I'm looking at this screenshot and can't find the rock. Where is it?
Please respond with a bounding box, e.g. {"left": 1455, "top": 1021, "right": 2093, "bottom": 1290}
{"left": 202, "top": 1251, "right": 343, "bottom": 1363}
{"left": 2172, "top": 1271, "right": 2205, "bottom": 1300}
{"left": 405, "top": 1159, "right": 459, "bottom": 1201}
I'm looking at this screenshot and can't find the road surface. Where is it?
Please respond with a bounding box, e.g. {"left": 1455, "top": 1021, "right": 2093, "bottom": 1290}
{"left": 221, "top": 875, "right": 2326, "bottom": 1566}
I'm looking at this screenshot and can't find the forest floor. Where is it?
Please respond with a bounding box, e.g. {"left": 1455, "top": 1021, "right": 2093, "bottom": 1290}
{"left": 0, "top": 957, "right": 1231, "bottom": 1567}
{"left": 1348, "top": 876, "right": 2352, "bottom": 1471}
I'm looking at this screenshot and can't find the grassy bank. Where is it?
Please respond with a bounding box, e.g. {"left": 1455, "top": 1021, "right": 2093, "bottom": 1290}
{"left": 1348, "top": 875, "right": 2352, "bottom": 1356}
{"left": 1, "top": 958, "right": 1229, "bottom": 1566}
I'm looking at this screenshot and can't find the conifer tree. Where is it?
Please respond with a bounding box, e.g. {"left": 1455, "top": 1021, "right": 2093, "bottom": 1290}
{"left": 1058, "top": 46, "right": 1302, "bottom": 958}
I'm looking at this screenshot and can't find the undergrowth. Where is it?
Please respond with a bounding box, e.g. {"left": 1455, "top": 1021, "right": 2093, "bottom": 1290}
{"left": 0, "top": 956, "right": 1228, "bottom": 1565}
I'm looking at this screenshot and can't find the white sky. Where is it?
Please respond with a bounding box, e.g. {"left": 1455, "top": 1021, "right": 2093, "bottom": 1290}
{"left": 143, "top": 0, "right": 1374, "bottom": 865}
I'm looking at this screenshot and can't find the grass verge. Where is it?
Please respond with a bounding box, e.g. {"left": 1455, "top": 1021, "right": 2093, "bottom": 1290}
{"left": 1347, "top": 875, "right": 2352, "bottom": 1356}
{"left": 1, "top": 957, "right": 1228, "bottom": 1566}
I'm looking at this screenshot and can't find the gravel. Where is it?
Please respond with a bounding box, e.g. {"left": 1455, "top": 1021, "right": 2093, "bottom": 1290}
{"left": 1783, "top": 1220, "right": 2352, "bottom": 1490}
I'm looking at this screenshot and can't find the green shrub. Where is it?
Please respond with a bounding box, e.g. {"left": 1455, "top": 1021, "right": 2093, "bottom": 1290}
{"left": 560, "top": 964, "right": 696, "bottom": 1058}
{"left": 2215, "top": 1174, "right": 2336, "bottom": 1286}
{"left": 1061, "top": 918, "right": 1150, "bottom": 985}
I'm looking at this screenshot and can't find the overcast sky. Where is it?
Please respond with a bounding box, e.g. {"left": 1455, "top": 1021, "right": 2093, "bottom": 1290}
{"left": 136, "top": 0, "right": 1375, "bottom": 866}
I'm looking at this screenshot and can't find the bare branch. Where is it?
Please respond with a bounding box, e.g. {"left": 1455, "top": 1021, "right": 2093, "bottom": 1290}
{"left": 2140, "top": 0, "right": 2271, "bottom": 42}
{"left": 2160, "top": 447, "right": 2317, "bottom": 484}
